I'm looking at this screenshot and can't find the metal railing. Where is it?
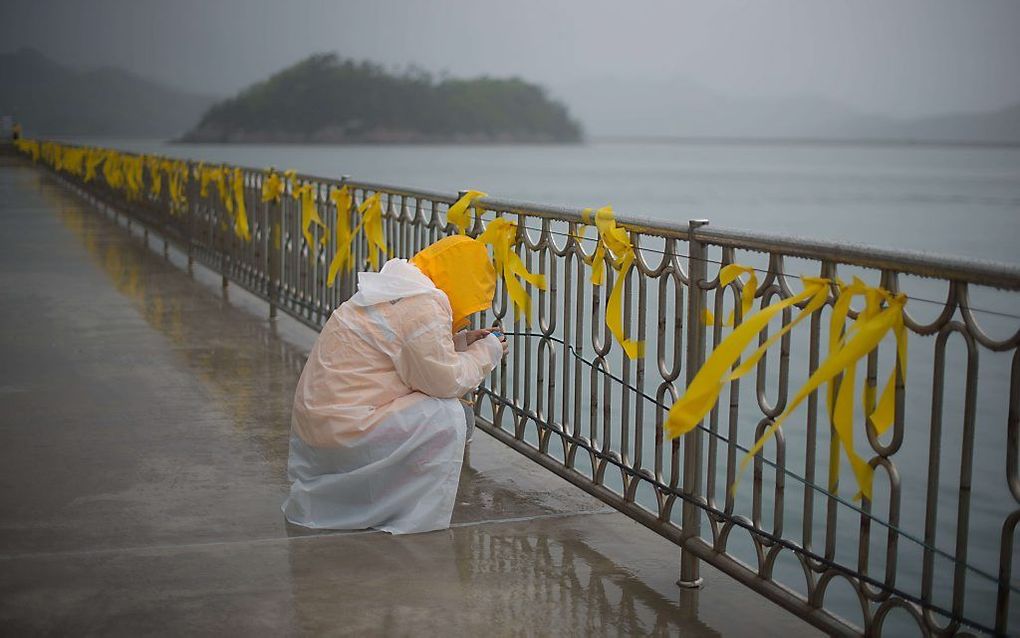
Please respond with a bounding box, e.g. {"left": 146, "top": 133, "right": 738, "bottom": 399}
{"left": 27, "top": 143, "right": 1020, "bottom": 636}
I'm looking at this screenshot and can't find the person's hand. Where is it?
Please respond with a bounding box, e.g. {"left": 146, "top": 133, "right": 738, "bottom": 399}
{"left": 467, "top": 327, "right": 508, "bottom": 358}
{"left": 463, "top": 329, "right": 493, "bottom": 346}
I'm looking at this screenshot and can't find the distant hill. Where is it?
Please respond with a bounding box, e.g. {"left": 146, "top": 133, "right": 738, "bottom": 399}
{"left": 558, "top": 75, "right": 1020, "bottom": 145}
{"left": 182, "top": 54, "right": 583, "bottom": 144}
{"left": 0, "top": 47, "right": 217, "bottom": 138}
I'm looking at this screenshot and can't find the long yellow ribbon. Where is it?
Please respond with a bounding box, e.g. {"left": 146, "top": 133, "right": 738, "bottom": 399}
{"left": 739, "top": 293, "right": 907, "bottom": 500}
{"left": 293, "top": 183, "right": 327, "bottom": 252}
{"left": 327, "top": 185, "right": 354, "bottom": 286}
{"left": 666, "top": 277, "right": 830, "bottom": 439}
{"left": 261, "top": 170, "right": 286, "bottom": 204}
{"left": 231, "top": 168, "right": 251, "bottom": 241}
{"left": 825, "top": 277, "right": 870, "bottom": 491}
{"left": 199, "top": 163, "right": 212, "bottom": 197}
{"left": 356, "top": 193, "right": 388, "bottom": 271}
{"left": 147, "top": 157, "right": 162, "bottom": 197}
{"left": 476, "top": 217, "right": 547, "bottom": 325}
{"left": 712, "top": 264, "right": 758, "bottom": 326}
{"left": 199, "top": 165, "right": 233, "bottom": 213}
{"left": 15, "top": 139, "right": 40, "bottom": 161}
{"left": 84, "top": 148, "right": 103, "bottom": 183}
{"left": 103, "top": 151, "right": 123, "bottom": 190}
{"left": 587, "top": 205, "right": 644, "bottom": 359}
{"left": 163, "top": 160, "right": 187, "bottom": 214}
{"left": 447, "top": 190, "right": 487, "bottom": 235}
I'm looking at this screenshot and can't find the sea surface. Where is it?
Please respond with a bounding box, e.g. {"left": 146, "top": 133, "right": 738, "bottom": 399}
{"left": 68, "top": 137, "right": 1020, "bottom": 632}
{"left": 73, "top": 138, "right": 1020, "bottom": 265}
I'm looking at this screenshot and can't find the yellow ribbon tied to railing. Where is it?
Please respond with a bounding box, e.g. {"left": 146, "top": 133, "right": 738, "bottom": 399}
{"left": 327, "top": 185, "right": 354, "bottom": 286}
{"left": 476, "top": 217, "right": 547, "bottom": 326}
{"left": 447, "top": 190, "right": 487, "bottom": 235}
{"left": 162, "top": 160, "right": 187, "bottom": 214}
{"left": 124, "top": 155, "right": 145, "bottom": 201}
{"left": 261, "top": 170, "right": 286, "bottom": 204}
{"left": 666, "top": 269, "right": 908, "bottom": 500}
{"left": 198, "top": 165, "right": 232, "bottom": 212}
{"left": 704, "top": 264, "right": 758, "bottom": 326}
{"left": 14, "top": 139, "right": 41, "bottom": 161}
{"left": 231, "top": 168, "right": 251, "bottom": 241}
{"left": 216, "top": 168, "right": 232, "bottom": 214}
{"left": 356, "top": 193, "right": 388, "bottom": 271}
{"left": 103, "top": 151, "right": 124, "bottom": 191}
{"left": 666, "top": 276, "right": 830, "bottom": 441}
{"left": 585, "top": 206, "right": 644, "bottom": 359}
{"left": 821, "top": 278, "right": 908, "bottom": 498}
{"left": 198, "top": 163, "right": 212, "bottom": 197}
{"left": 146, "top": 156, "right": 162, "bottom": 197}
{"left": 60, "top": 147, "right": 85, "bottom": 177}
{"left": 292, "top": 182, "right": 327, "bottom": 252}
{"left": 84, "top": 148, "right": 104, "bottom": 183}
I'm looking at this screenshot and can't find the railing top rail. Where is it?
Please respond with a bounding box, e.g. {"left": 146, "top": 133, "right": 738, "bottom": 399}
{"left": 348, "top": 178, "right": 1020, "bottom": 291}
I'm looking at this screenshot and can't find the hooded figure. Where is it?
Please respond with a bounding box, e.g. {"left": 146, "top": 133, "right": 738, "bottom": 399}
{"left": 282, "top": 236, "right": 506, "bottom": 534}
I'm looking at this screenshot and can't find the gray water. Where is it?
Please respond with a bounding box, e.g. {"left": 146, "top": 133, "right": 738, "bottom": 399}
{"left": 71, "top": 138, "right": 1020, "bottom": 633}
{"left": 74, "top": 138, "right": 1020, "bottom": 266}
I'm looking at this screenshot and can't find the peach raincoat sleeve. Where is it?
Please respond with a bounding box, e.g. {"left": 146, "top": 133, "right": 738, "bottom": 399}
{"left": 393, "top": 296, "right": 503, "bottom": 399}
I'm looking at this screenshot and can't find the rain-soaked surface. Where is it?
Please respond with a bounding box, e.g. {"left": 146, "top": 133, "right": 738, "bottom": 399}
{"left": 0, "top": 155, "right": 819, "bottom": 636}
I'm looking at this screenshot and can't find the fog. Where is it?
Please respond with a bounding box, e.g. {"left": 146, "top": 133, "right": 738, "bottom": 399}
{"left": 3, "top": 0, "right": 1019, "bottom": 118}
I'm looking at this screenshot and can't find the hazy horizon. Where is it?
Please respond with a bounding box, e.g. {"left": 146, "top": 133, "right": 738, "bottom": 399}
{"left": 2, "top": 0, "right": 1019, "bottom": 123}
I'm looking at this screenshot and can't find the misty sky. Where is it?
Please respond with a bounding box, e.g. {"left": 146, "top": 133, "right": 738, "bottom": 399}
{"left": 2, "top": 0, "right": 1019, "bottom": 118}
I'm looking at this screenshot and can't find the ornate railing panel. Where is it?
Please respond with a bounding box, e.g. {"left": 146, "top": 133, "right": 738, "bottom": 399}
{"left": 26, "top": 142, "right": 1020, "bottom": 636}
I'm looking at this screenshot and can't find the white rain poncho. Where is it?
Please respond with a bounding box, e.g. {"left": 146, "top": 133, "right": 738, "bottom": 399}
{"left": 282, "top": 256, "right": 503, "bottom": 534}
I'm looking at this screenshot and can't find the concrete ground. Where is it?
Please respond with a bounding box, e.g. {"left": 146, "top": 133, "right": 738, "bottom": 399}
{"left": 0, "top": 158, "right": 821, "bottom": 636}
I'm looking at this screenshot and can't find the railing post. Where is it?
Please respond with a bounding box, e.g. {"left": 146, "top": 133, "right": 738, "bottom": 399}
{"left": 219, "top": 181, "right": 229, "bottom": 290}
{"left": 186, "top": 162, "right": 196, "bottom": 270}
{"left": 679, "top": 218, "right": 710, "bottom": 589}
{"left": 267, "top": 173, "right": 282, "bottom": 319}
{"left": 335, "top": 175, "right": 352, "bottom": 304}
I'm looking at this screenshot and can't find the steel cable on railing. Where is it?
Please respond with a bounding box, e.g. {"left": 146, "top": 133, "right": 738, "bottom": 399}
{"left": 493, "top": 329, "right": 1019, "bottom": 599}
{"left": 475, "top": 381, "right": 999, "bottom": 636}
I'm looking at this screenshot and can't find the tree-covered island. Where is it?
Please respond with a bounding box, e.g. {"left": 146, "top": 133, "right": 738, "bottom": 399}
{"left": 181, "top": 54, "right": 583, "bottom": 144}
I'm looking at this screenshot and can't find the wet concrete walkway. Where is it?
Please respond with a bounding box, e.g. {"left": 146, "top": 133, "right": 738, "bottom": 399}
{"left": 0, "top": 158, "right": 820, "bottom": 636}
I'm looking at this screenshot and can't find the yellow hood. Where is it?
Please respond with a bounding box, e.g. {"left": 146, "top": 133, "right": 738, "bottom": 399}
{"left": 410, "top": 235, "right": 495, "bottom": 331}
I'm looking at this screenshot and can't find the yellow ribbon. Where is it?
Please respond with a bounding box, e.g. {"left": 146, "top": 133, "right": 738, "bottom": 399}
{"left": 356, "top": 193, "right": 388, "bottom": 271}
{"left": 447, "top": 190, "right": 487, "bottom": 235}
{"left": 587, "top": 205, "right": 644, "bottom": 359}
{"left": 231, "top": 168, "right": 251, "bottom": 241}
{"left": 216, "top": 168, "right": 232, "bottom": 214}
{"left": 823, "top": 279, "right": 908, "bottom": 498}
{"left": 84, "top": 148, "right": 103, "bottom": 182}
{"left": 667, "top": 265, "right": 908, "bottom": 501}
{"left": 122, "top": 155, "right": 144, "bottom": 201}
{"left": 163, "top": 160, "right": 187, "bottom": 214}
{"left": 147, "top": 157, "right": 162, "bottom": 197}
{"left": 14, "top": 139, "right": 40, "bottom": 161}
{"left": 261, "top": 170, "right": 286, "bottom": 203}
{"left": 716, "top": 264, "right": 758, "bottom": 326}
{"left": 476, "top": 217, "right": 547, "bottom": 325}
{"left": 198, "top": 165, "right": 232, "bottom": 213}
{"left": 59, "top": 147, "right": 85, "bottom": 177}
{"left": 327, "top": 185, "right": 354, "bottom": 286}
{"left": 293, "top": 183, "right": 327, "bottom": 252}
{"left": 742, "top": 292, "right": 907, "bottom": 500}
{"left": 666, "top": 277, "right": 830, "bottom": 440}
{"left": 199, "top": 163, "right": 212, "bottom": 197}
{"left": 108, "top": 152, "right": 121, "bottom": 189}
